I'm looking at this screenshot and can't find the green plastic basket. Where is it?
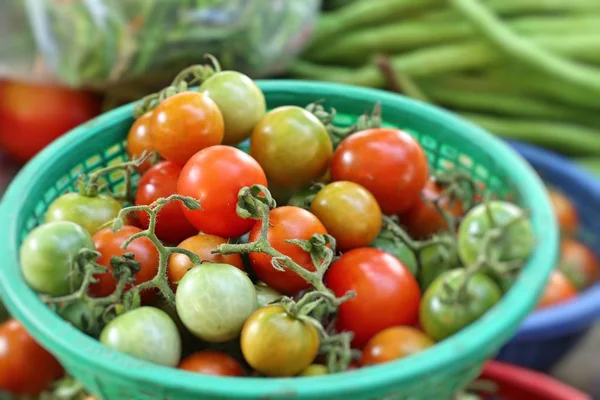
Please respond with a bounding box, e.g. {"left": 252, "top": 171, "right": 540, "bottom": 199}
{"left": 0, "top": 81, "right": 558, "bottom": 400}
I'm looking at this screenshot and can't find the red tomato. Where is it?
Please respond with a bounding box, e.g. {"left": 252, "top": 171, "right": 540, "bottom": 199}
{"left": 126, "top": 112, "right": 156, "bottom": 173}
{"left": 330, "top": 128, "right": 428, "bottom": 215}
{"left": 178, "top": 145, "right": 268, "bottom": 238}
{"left": 249, "top": 206, "right": 327, "bottom": 295}
{"left": 89, "top": 226, "right": 159, "bottom": 302}
{"left": 537, "top": 270, "right": 578, "bottom": 309}
{"left": 179, "top": 351, "right": 245, "bottom": 376}
{"left": 167, "top": 233, "right": 245, "bottom": 288}
{"left": 549, "top": 190, "right": 579, "bottom": 235}
{"left": 150, "top": 91, "right": 224, "bottom": 165}
{"left": 0, "top": 81, "right": 100, "bottom": 163}
{"left": 559, "top": 239, "right": 599, "bottom": 290}
{"left": 0, "top": 319, "right": 63, "bottom": 395}
{"left": 360, "top": 326, "right": 434, "bottom": 366}
{"left": 325, "top": 248, "right": 421, "bottom": 348}
{"left": 400, "top": 179, "right": 464, "bottom": 239}
{"left": 135, "top": 161, "right": 198, "bottom": 244}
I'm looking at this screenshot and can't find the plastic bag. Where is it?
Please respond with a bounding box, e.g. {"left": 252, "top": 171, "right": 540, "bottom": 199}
{"left": 0, "top": 0, "right": 320, "bottom": 88}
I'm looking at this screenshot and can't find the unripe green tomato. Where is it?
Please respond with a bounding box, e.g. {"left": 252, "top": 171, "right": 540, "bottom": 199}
{"left": 176, "top": 263, "right": 257, "bottom": 343}
{"left": 45, "top": 192, "right": 122, "bottom": 235}
{"left": 20, "top": 221, "right": 94, "bottom": 295}
{"left": 199, "top": 71, "right": 266, "bottom": 145}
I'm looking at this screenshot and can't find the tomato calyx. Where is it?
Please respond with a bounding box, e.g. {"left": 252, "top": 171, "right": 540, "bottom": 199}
{"left": 41, "top": 248, "right": 139, "bottom": 336}
{"left": 134, "top": 54, "right": 222, "bottom": 118}
{"left": 305, "top": 101, "right": 382, "bottom": 147}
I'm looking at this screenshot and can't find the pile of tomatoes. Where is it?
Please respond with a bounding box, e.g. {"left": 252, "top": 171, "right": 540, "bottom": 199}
{"left": 11, "top": 59, "right": 537, "bottom": 396}
{"left": 537, "top": 190, "right": 599, "bottom": 309}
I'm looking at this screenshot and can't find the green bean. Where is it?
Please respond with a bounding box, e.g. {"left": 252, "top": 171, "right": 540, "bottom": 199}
{"left": 305, "top": 15, "right": 600, "bottom": 64}
{"left": 451, "top": 0, "right": 600, "bottom": 92}
{"left": 419, "top": 83, "right": 600, "bottom": 127}
{"left": 292, "top": 34, "right": 600, "bottom": 86}
{"left": 460, "top": 113, "right": 600, "bottom": 156}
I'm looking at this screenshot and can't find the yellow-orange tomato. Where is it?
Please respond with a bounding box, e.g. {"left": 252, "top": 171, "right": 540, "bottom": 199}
{"left": 549, "top": 190, "right": 579, "bottom": 235}
{"left": 537, "top": 270, "right": 578, "bottom": 309}
{"left": 241, "top": 305, "right": 319, "bottom": 377}
{"left": 360, "top": 326, "right": 434, "bottom": 366}
{"left": 168, "top": 234, "right": 244, "bottom": 288}
{"left": 150, "top": 92, "right": 224, "bottom": 166}
{"left": 311, "top": 181, "right": 381, "bottom": 250}
{"left": 179, "top": 351, "right": 245, "bottom": 377}
{"left": 126, "top": 112, "right": 156, "bottom": 172}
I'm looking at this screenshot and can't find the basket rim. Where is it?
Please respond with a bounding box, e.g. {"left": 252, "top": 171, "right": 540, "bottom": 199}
{"left": 508, "top": 140, "right": 600, "bottom": 341}
{"left": 0, "top": 80, "right": 558, "bottom": 398}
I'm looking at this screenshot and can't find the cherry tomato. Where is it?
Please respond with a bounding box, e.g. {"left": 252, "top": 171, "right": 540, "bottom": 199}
{"left": 179, "top": 351, "right": 245, "bottom": 376}
{"left": 311, "top": 181, "right": 382, "bottom": 251}
{"left": 0, "top": 81, "right": 99, "bottom": 163}
{"left": 559, "top": 239, "right": 599, "bottom": 290}
{"left": 360, "top": 326, "right": 434, "bottom": 366}
{"left": 458, "top": 201, "right": 534, "bottom": 266}
{"left": 418, "top": 240, "right": 461, "bottom": 291}
{"left": 199, "top": 71, "right": 266, "bottom": 145}
{"left": 178, "top": 145, "right": 268, "bottom": 238}
{"left": 325, "top": 248, "right": 421, "bottom": 348}
{"left": 537, "top": 270, "right": 578, "bottom": 309}
{"left": 251, "top": 106, "right": 332, "bottom": 189}
{"left": 150, "top": 91, "right": 224, "bottom": 165}
{"left": 167, "top": 233, "right": 244, "bottom": 288}
{"left": 89, "top": 226, "right": 159, "bottom": 302}
{"left": 241, "top": 305, "right": 319, "bottom": 377}
{"left": 126, "top": 112, "right": 156, "bottom": 172}
{"left": 0, "top": 319, "right": 63, "bottom": 396}
{"left": 298, "top": 364, "right": 328, "bottom": 376}
{"left": 549, "top": 189, "right": 579, "bottom": 235}
{"left": 255, "top": 282, "right": 283, "bottom": 308}
{"left": 249, "top": 206, "right": 328, "bottom": 295}
{"left": 45, "top": 192, "right": 123, "bottom": 235}
{"left": 176, "top": 264, "right": 257, "bottom": 342}
{"left": 135, "top": 161, "right": 198, "bottom": 244}
{"left": 400, "top": 179, "right": 464, "bottom": 239}
{"left": 420, "top": 269, "right": 502, "bottom": 341}
{"left": 20, "top": 221, "right": 94, "bottom": 296}
{"left": 331, "top": 128, "right": 428, "bottom": 214}
{"left": 100, "top": 307, "right": 181, "bottom": 367}
{"left": 372, "top": 235, "right": 418, "bottom": 277}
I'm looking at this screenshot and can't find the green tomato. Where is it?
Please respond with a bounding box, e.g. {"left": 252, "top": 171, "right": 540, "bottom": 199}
{"left": 251, "top": 106, "right": 333, "bottom": 189}
{"left": 20, "top": 221, "right": 94, "bottom": 295}
{"left": 255, "top": 282, "right": 282, "bottom": 308}
{"left": 372, "top": 235, "right": 418, "bottom": 276}
{"left": 419, "top": 269, "right": 502, "bottom": 341}
{"left": 458, "top": 201, "right": 534, "bottom": 266}
{"left": 418, "top": 241, "right": 461, "bottom": 291}
{"left": 199, "top": 71, "right": 266, "bottom": 145}
{"left": 299, "top": 364, "right": 328, "bottom": 376}
{"left": 45, "top": 192, "right": 122, "bottom": 235}
{"left": 100, "top": 306, "right": 181, "bottom": 367}
{"left": 176, "top": 263, "right": 257, "bottom": 343}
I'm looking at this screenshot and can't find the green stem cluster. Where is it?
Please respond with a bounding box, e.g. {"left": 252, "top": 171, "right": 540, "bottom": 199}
{"left": 214, "top": 184, "right": 358, "bottom": 372}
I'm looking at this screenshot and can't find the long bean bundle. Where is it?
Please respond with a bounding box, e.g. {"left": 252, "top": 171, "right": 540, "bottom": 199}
{"left": 293, "top": 0, "right": 600, "bottom": 157}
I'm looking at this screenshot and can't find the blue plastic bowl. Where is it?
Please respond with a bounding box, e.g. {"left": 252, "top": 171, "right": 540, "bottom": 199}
{"left": 497, "top": 141, "right": 600, "bottom": 371}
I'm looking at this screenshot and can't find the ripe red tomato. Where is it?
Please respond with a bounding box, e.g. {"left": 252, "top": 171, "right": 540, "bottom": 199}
{"left": 0, "top": 319, "right": 63, "bottom": 395}
{"left": 537, "top": 270, "right": 578, "bottom": 309}
{"left": 178, "top": 145, "right": 268, "bottom": 238}
{"left": 249, "top": 206, "right": 327, "bottom": 295}
{"left": 559, "top": 239, "right": 599, "bottom": 290}
{"left": 135, "top": 161, "right": 198, "bottom": 244}
{"left": 325, "top": 248, "right": 421, "bottom": 348}
{"left": 0, "top": 81, "right": 100, "bottom": 163}
{"left": 400, "top": 179, "right": 464, "bottom": 239}
{"left": 150, "top": 91, "right": 224, "bottom": 165}
{"left": 331, "top": 128, "right": 428, "bottom": 215}
{"left": 549, "top": 189, "right": 579, "bottom": 235}
{"left": 168, "top": 233, "right": 245, "bottom": 288}
{"left": 126, "top": 112, "right": 156, "bottom": 173}
{"left": 179, "top": 351, "right": 245, "bottom": 376}
{"left": 360, "top": 326, "right": 434, "bottom": 366}
{"left": 89, "top": 226, "right": 159, "bottom": 302}
{"left": 310, "top": 181, "right": 382, "bottom": 251}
